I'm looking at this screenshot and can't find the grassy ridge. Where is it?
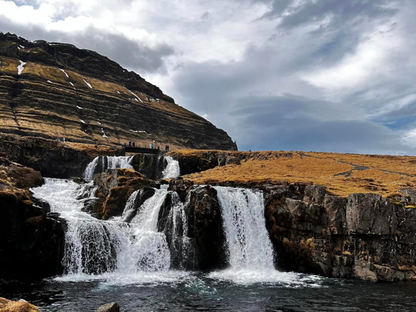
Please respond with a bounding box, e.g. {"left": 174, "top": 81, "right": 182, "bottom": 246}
{"left": 177, "top": 150, "right": 416, "bottom": 197}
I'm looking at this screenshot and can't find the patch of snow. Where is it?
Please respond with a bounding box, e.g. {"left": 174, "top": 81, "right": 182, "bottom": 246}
{"left": 83, "top": 79, "right": 92, "bottom": 89}
{"left": 80, "top": 119, "right": 86, "bottom": 124}
{"left": 47, "top": 80, "right": 53, "bottom": 84}
{"left": 17, "top": 60, "right": 26, "bottom": 75}
{"left": 126, "top": 88, "right": 143, "bottom": 103}
{"left": 101, "top": 128, "right": 108, "bottom": 138}
{"left": 77, "top": 106, "right": 83, "bottom": 110}
{"left": 69, "top": 82, "right": 74, "bottom": 86}
{"left": 97, "top": 121, "right": 102, "bottom": 125}
{"left": 116, "top": 90, "right": 120, "bottom": 94}
{"left": 130, "top": 129, "right": 148, "bottom": 134}
{"left": 60, "top": 69, "right": 69, "bottom": 78}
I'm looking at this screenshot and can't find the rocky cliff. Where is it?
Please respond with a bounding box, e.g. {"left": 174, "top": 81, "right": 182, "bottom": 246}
{"left": 0, "top": 33, "right": 237, "bottom": 151}
{"left": 89, "top": 169, "right": 416, "bottom": 281}
{"left": 0, "top": 158, "right": 64, "bottom": 282}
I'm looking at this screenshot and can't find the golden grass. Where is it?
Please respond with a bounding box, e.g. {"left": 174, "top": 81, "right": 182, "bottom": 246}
{"left": 178, "top": 150, "right": 416, "bottom": 197}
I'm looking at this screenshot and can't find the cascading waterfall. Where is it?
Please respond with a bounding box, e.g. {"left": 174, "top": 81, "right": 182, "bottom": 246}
{"left": 162, "top": 156, "right": 180, "bottom": 179}
{"left": 210, "top": 186, "right": 304, "bottom": 284}
{"left": 31, "top": 179, "right": 188, "bottom": 284}
{"left": 168, "top": 192, "right": 196, "bottom": 269}
{"left": 215, "top": 186, "right": 275, "bottom": 269}
{"left": 116, "top": 187, "right": 171, "bottom": 272}
{"left": 84, "top": 155, "right": 134, "bottom": 180}
{"left": 31, "top": 175, "right": 317, "bottom": 286}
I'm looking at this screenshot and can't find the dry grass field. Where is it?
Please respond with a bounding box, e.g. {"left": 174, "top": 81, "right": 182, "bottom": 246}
{"left": 178, "top": 150, "right": 416, "bottom": 197}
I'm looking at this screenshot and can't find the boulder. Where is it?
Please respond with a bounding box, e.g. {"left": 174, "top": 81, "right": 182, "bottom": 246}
{"left": 97, "top": 302, "right": 120, "bottom": 312}
{"left": 0, "top": 298, "right": 39, "bottom": 312}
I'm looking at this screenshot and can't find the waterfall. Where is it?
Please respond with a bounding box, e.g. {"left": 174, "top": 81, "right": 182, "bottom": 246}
{"left": 209, "top": 186, "right": 296, "bottom": 284}
{"left": 84, "top": 156, "right": 134, "bottom": 180}
{"left": 167, "top": 192, "right": 196, "bottom": 269}
{"left": 31, "top": 179, "right": 182, "bottom": 282}
{"left": 214, "top": 186, "right": 274, "bottom": 269}
{"left": 162, "top": 156, "right": 180, "bottom": 179}
{"left": 115, "top": 187, "right": 171, "bottom": 272}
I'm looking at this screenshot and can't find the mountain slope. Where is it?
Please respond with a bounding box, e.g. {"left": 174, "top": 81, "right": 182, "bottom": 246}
{"left": 0, "top": 33, "right": 237, "bottom": 150}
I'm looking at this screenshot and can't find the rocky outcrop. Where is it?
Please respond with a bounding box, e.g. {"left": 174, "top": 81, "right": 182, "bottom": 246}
{"left": 0, "top": 135, "right": 122, "bottom": 178}
{"left": 92, "top": 168, "right": 157, "bottom": 219}
{"left": 131, "top": 153, "right": 165, "bottom": 180}
{"left": 169, "top": 150, "right": 243, "bottom": 176}
{"left": 157, "top": 180, "right": 226, "bottom": 270}
{"left": 0, "top": 33, "right": 237, "bottom": 151}
{"left": 265, "top": 184, "right": 416, "bottom": 282}
{"left": 0, "top": 158, "right": 65, "bottom": 281}
{"left": 0, "top": 297, "right": 39, "bottom": 312}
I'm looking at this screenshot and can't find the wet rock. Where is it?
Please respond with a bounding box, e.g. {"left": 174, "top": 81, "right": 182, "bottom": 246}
{"left": 187, "top": 186, "right": 226, "bottom": 270}
{"left": 168, "top": 178, "right": 193, "bottom": 202}
{"left": 0, "top": 160, "right": 65, "bottom": 281}
{"left": 92, "top": 169, "right": 157, "bottom": 219}
{"left": 131, "top": 153, "right": 165, "bottom": 180}
{"left": 97, "top": 302, "right": 120, "bottom": 312}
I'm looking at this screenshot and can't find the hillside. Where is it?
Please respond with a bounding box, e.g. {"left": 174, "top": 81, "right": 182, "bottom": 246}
{"left": 170, "top": 150, "right": 416, "bottom": 197}
{"left": 0, "top": 33, "right": 237, "bottom": 150}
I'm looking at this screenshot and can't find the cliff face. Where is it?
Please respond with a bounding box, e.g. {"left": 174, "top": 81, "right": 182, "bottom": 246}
{"left": 0, "top": 158, "right": 65, "bottom": 281}
{"left": 0, "top": 33, "right": 237, "bottom": 151}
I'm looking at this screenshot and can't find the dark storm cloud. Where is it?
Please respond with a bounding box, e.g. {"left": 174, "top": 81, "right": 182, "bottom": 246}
{"left": 0, "top": 17, "right": 174, "bottom": 74}
{"left": 260, "top": 0, "right": 398, "bottom": 28}
{"left": 232, "top": 94, "right": 412, "bottom": 154}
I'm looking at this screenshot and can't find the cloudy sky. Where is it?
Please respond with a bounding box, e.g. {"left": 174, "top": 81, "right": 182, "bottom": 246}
{"left": 1, "top": 0, "right": 416, "bottom": 154}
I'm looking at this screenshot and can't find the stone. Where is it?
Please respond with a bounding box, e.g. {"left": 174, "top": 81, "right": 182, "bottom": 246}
{"left": 97, "top": 302, "right": 120, "bottom": 312}
{"left": 304, "top": 185, "right": 326, "bottom": 205}
{"left": 323, "top": 195, "right": 347, "bottom": 235}
{"left": 346, "top": 193, "right": 396, "bottom": 235}
{"left": 353, "top": 260, "right": 378, "bottom": 282}
{"left": 0, "top": 297, "right": 39, "bottom": 312}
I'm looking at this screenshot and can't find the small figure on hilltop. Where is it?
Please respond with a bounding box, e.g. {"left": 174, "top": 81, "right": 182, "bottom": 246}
{"left": 132, "top": 142, "right": 135, "bottom": 147}
{"left": 129, "top": 141, "right": 131, "bottom": 147}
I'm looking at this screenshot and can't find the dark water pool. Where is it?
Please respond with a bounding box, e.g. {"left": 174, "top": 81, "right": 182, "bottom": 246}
{"left": 2, "top": 272, "right": 416, "bottom": 312}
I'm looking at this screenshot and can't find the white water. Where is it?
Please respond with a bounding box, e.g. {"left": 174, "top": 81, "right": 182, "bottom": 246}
{"left": 162, "top": 156, "right": 180, "bottom": 179}
{"left": 31, "top": 178, "right": 321, "bottom": 286}
{"left": 210, "top": 186, "right": 319, "bottom": 285}
{"left": 168, "top": 191, "right": 195, "bottom": 269}
{"left": 31, "top": 178, "right": 186, "bottom": 284}
{"left": 84, "top": 156, "right": 134, "bottom": 180}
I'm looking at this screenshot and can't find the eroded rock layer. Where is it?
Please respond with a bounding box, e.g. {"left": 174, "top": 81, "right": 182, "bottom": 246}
{"left": 0, "top": 33, "right": 237, "bottom": 150}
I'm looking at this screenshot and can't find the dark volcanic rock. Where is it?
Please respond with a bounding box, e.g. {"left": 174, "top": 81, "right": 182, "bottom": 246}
{"left": 0, "top": 160, "right": 65, "bottom": 281}
{"left": 93, "top": 168, "right": 157, "bottom": 219}
{"left": 157, "top": 181, "right": 226, "bottom": 270}
{"left": 0, "top": 135, "right": 122, "bottom": 178}
{"left": 264, "top": 185, "right": 416, "bottom": 282}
